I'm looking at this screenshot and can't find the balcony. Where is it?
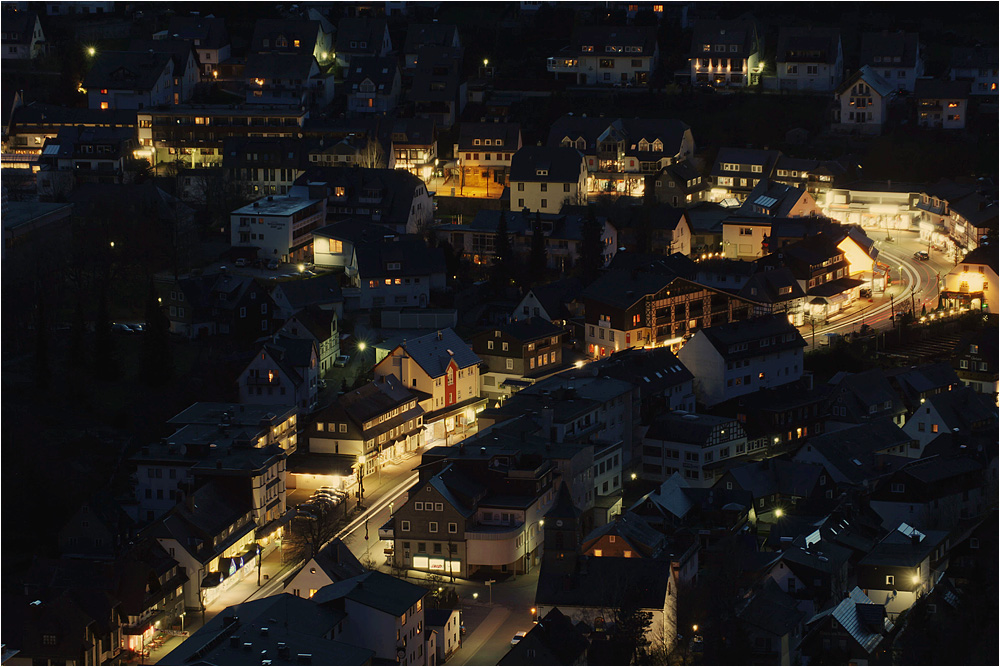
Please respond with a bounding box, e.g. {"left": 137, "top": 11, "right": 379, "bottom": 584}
{"left": 546, "top": 57, "right": 579, "bottom": 72}
{"left": 246, "top": 376, "right": 281, "bottom": 386}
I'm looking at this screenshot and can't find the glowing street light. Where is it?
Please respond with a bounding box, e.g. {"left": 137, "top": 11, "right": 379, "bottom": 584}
{"left": 87, "top": 46, "right": 96, "bottom": 57}
{"left": 358, "top": 341, "right": 366, "bottom": 351}
{"left": 692, "top": 624, "right": 699, "bottom": 633}
{"left": 630, "top": 472, "right": 637, "bottom": 481}
{"left": 775, "top": 508, "right": 784, "bottom": 518}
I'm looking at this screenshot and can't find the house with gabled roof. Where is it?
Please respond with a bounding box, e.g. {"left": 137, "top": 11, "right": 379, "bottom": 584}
{"left": 309, "top": 374, "right": 425, "bottom": 471}
{"left": 689, "top": 17, "right": 762, "bottom": 89}
{"left": 736, "top": 579, "right": 806, "bottom": 665}
{"left": 335, "top": 16, "right": 392, "bottom": 67}
{"left": 471, "top": 317, "right": 567, "bottom": 403}
{"left": 498, "top": 607, "right": 590, "bottom": 666}
{"left": 156, "top": 271, "right": 282, "bottom": 342}
{"left": 651, "top": 159, "right": 708, "bottom": 207}
{"left": 949, "top": 45, "right": 999, "bottom": 95}
{"left": 156, "top": 592, "right": 374, "bottom": 666}
{"left": 709, "top": 147, "right": 781, "bottom": 202}
{"left": 512, "top": 276, "right": 585, "bottom": 323}
{"left": 311, "top": 218, "right": 396, "bottom": 275}
{"left": 244, "top": 52, "right": 331, "bottom": 107}
{"left": 345, "top": 56, "right": 402, "bottom": 116}
{"left": 547, "top": 115, "right": 695, "bottom": 198}
{"left": 581, "top": 269, "right": 766, "bottom": 359}
{"left": 455, "top": 122, "right": 523, "bottom": 192}
{"left": 373, "top": 328, "right": 484, "bottom": 441}
{"left": 410, "top": 45, "right": 465, "bottom": 128}
{"left": 143, "top": 480, "right": 258, "bottom": 611}
{"left": 793, "top": 418, "right": 914, "bottom": 487}
{"left": 1, "top": 9, "right": 45, "bottom": 59}
{"left": 799, "top": 587, "right": 893, "bottom": 664}
{"left": 951, "top": 328, "right": 998, "bottom": 402}
{"left": 356, "top": 237, "right": 446, "bottom": 310}
{"left": 83, "top": 51, "right": 174, "bottom": 110}
{"left": 166, "top": 14, "right": 231, "bottom": 79}
{"left": 884, "top": 362, "right": 961, "bottom": 417}
{"left": 276, "top": 304, "right": 340, "bottom": 377}
{"left": 291, "top": 166, "right": 434, "bottom": 235}
{"left": 900, "top": 385, "right": 997, "bottom": 454}
{"left": 734, "top": 179, "right": 822, "bottom": 219}
{"left": 127, "top": 38, "right": 200, "bottom": 104}
{"left": 941, "top": 245, "right": 999, "bottom": 313}
{"left": 270, "top": 273, "right": 344, "bottom": 321}
{"left": 738, "top": 267, "right": 807, "bottom": 325}
{"left": 825, "top": 368, "right": 909, "bottom": 430}
{"left": 391, "top": 117, "right": 437, "bottom": 180}
{"left": 57, "top": 490, "right": 136, "bottom": 560}
{"left": 868, "top": 456, "right": 988, "bottom": 531}
{"left": 547, "top": 24, "right": 659, "bottom": 86}
{"left": 238, "top": 334, "right": 319, "bottom": 410}
{"left": 678, "top": 314, "right": 807, "bottom": 408}
{"left": 581, "top": 510, "right": 665, "bottom": 559}
{"left": 860, "top": 30, "right": 924, "bottom": 92}
{"left": 716, "top": 457, "right": 835, "bottom": 521}
{"left": 857, "top": 522, "right": 949, "bottom": 619}
{"left": 510, "top": 146, "right": 587, "bottom": 214}
{"left": 402, "top": 22, "right": 460, "bottom": 70}
{"left": 833, "top": 65, "right": 896, "bottom": 135}
{"left": 774, "top": 26, "right": 843, "bottom": 92}
{"left": 914, "top": 79, "right": 971, "bottom": 130}
{"left": 284, "top": 538, "right": 365, "bottom": 599}
{"left": 641, "top": 411, "right": 747, "bottom": 487}
{"left": 250, "top": 17, "right": 334, "bottom": 65}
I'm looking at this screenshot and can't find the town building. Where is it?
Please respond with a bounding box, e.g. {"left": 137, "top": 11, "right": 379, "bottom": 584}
{"left": 949, "top": 45, "right": 999, "bottom": 95}
{"left": 471, "top": 317, "right": 567, "bottom": 404}
{"left": 230, "top": 194, "right": 325, "bottom": 265}
{"left": 940, "top": 246, "right": 998, "bottom": 314}
{"left": 355, "top": 237, "right": 446, "bottom": 309}
{"left": 509, "top": 146, "right": 587, "bottom": 214}
{"left": 774, "top": 26, "right": 843, "bottom": 92}
{"left": 677, "top": 314, "right": 807, "bottom": 407}
{"left": 1, "top": 8, "right": 45, "bottom": 59}
{"left": 237, "top": 334, "right": 319, "bottom": 411}
{"left": 833, "top": 66, "right": 896, "bottom": 135}
{"left": 708, "top": 147, "right": 781, "bottom": 202}
{"left": 547, "top": 25, "right": 659, "bottom": 86}
{"left": 335, "top": 16, "right": 392, "bottom": 67}
{"left": 914, "top": 79, "right": 971, "bottom": 130}
{"left": 345, "top": 56, "right": 402, "bottom": 116}
{"left": 454, "top": 122, "right": 522, "bottom": 194}
{"left": 409, "top": 46, "right": 465, "bottom": 128}
{"left": 860, "top": 30, "right": 924, "bottom": 92}
{"left": 640, "top": 411, "right": 748, "bottom": 486}
{"left": 284, "top": 538, "right": 365, "bottom": 599}
{"left": 689, "top": 18, "right": 763, "bottom": 89}
{"left": 156, "top": 271, "right": 282, "bottom": 341}
{"left": 164, "top": 14, "right": 231, "bottom": 80}
{"left": 373, "top": 328, "right": 484, "bottom": 443}
{"left": 83, "top": 51, "right": 175, "bottom": 110}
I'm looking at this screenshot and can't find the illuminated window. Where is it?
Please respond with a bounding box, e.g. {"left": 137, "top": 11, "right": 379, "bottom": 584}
{"left": 100, "top": 88, "right": 107, "bottom": 94}
{"left": 100, "top": 101, "right": 109, "bottom": 110}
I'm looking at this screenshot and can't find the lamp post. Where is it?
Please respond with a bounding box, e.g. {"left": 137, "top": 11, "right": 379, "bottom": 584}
{"left": 485, "top": 579, "right": 496, "bottom": 605}
{"left": 357, "top": 454, "right": 366, "bottom": 509}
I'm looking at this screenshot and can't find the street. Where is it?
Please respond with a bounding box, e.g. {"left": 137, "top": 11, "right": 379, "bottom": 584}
{"left": 801, "top": 229, "right": 955, "bottom": 347}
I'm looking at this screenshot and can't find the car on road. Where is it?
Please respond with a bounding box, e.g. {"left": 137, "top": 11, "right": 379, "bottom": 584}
{"left": 334, "top": 354, "right": 350, "bottom": 367}
{"left": 318, "top": 379, "right": 327, "bottom": 389}
{"left": 267, "top": 259, "right": 281, "bottom": 270}
{"left": 111, "top": 323, "right": 135, "bottom": 334}
{"left": 913, "top": 250, "right": 930, "bottom": 260}
{"left": 511, "top": 631, "right": 527, "bottom": 646}
{"left": 235, "top": 258, "right": 249, "bottom": 267}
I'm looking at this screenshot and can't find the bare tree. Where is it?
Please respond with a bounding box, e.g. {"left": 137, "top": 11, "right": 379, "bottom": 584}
{"left": 357, "top": 137, "right": 387, "bottom": 169}
{"left": 283, "top": 501, "right": 344, "bottom": 563}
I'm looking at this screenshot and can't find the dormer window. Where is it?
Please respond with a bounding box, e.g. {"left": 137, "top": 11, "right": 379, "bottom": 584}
{"left": 276, "top": 36, "right": 287, "bottom": 48}
{"left": 536, "top": 169, "right": 548, "bottom": 176}
{"left": 473, "top": 139, "right": 481, "bottom": 145}
{"left": 387, "top": 262, "right": 401, "bottom": 271}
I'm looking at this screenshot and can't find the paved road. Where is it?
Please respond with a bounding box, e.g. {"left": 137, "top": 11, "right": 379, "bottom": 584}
{"left": 803, "top": 230, "right": 955, "bottom": 346}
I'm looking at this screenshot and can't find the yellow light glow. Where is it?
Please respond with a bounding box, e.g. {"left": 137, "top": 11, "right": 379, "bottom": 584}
{"left": 911, "top": 574, "right": 920, "bottom": 584}
{"left": 692, "top": 624, "right": 699, "bottom": 632}
{"left": 87, "top": 47, "right": 96, "bottom": 56}
{"left": 775, "top": 508, "right": 784, "bottom": 518}
{"left": 630, "top": 472, "right": 637, "bottom": 480}
{"left": 358, "top": 341, "right": 366, "bottom": 351}
{"left": 574, "top": 360, "right": 584, "bottom": 368}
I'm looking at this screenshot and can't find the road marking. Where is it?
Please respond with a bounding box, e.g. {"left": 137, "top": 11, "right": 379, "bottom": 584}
{"left": 449, "top": 606, "right": 511, "bottom": 666}
{"left": 333, "top": 472, "right": 418, "bottom": 542}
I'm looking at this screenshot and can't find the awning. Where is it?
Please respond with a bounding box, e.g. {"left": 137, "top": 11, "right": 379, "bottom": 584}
{"left": 501, "top": 378, "right": 532, "bottom": 388}
{"left": 201, "top": 571, "right": 224, "bottom": 588}
{"left": 808, "top": 277, "right": 865, "bottom": 298}
{"left": 421, "top": 396, "right": 488, "bottom": 424}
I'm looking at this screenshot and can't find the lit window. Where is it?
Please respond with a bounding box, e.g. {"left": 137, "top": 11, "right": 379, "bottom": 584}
{"left": 100, "top": 101, "right": 109, "bottom": 110}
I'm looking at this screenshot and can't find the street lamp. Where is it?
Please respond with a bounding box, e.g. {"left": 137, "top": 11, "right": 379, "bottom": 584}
{"left": 357, "top": 455, "right": 366, "bottom": 509}
{"left": 87, "top": 46, "right": 96, "bottom": 57}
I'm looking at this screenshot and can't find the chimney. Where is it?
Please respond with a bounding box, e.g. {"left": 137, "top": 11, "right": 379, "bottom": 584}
{"left": 437, "top": 330, "right": 443, "bottom": 341}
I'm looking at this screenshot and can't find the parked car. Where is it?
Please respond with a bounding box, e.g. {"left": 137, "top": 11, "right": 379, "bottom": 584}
{"left": 913, "top": 250, "right": 930, "bottom": 260}
{"left": 267, "top": 259, "right": 281, "bottom": 270}
{"left": 235, "top": 258, "right": 249, "bottom": 267}
{"left": 334, "top": 354, "right": 350, "bottom": 367}
{"left": 511, "top": 631, "right": 527, "bottom": 646}
{"left": 111, "top": 323, "right": 134, "bottom": 334}
{"left": 859, "top": 287, "right": 873, "bottom": 299}
{"left": 130, "top": 323, "right": 146, "bottom": 334}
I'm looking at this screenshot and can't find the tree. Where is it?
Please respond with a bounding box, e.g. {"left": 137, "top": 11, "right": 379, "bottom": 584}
{"left": 358, "top": 137, "right": 387, "bottom": 168}
{"left": 141, "top": 278, "right": 173, "bottom": 385}
{"left": 283, "top": 501, "right": 344, "bottom": 563}
{"left": 610, "top": 593, "right": 653, "bottom": 664}
{"left": 579, "top": 205, "right": 604, "bottom": 277}
{"left": 529, "top": 210, "right": 547, "bottom": 286}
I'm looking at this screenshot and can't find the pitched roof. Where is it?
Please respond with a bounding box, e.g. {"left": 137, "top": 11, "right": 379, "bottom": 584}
{"left": 520, "top": 276, "right": 585, "bottom": 320}
{"left": 738, "top": 579, "right": 805, "bottom": 637}
{"left": 273, "top": 274, "right": 344, "bottom": 312}
{"left": 126, "top": 39, "right": 197, "bottom": 77}
{"left": 396, "top": 328, "right": 481, "bottom": 376}
{"left": 913, "top": 78, "right": 971, "bottom": 100}
{"left": 710, "top": 147, "right": 781, "bottom": 177}
{"left": 458, "top": 122, "right": 521, "bottom": 150}
{"left": 738, "top": 267, "right": 806, "bottom": 304}
{"left": 836, "top": 65, "right": 896, "bottom": 98}
{"left": 696, "top": 313, "right": 806, "bottom": 358}
{"left": 645, "top": 411, "right": 740, "bottom": 445}
{"left": 570, "top": 25, "right": 658, "bottom": 55}
{"left": 796, "top": 419, "right": 912, "bottom": 484}
{"left": 546, "top": 481, "right": 581, "bottom": 521}
{"left": 335, "top": 16, "right": 388, "bottom": 53}
{"left": 244, "top": 52, "right": 316, "bottom": 80}
{"left": 355, "top": 238, "right": 445, "bottom": 279}
{"left": 250, "top": 18, "right": 325, "bottom": 54}
{"left": 776, "top": 26, "right": 841, "bottom": 64}
{"left": 403, "top": 23, "right": 459, "bottom": 54}
{"left": 960, "top": 245, "right": 999, "bottom": 273}
{"left": 312, "top": 218, "right": 397, "bottom": 244}
{"left": 498, "top": 607, "right": 590, "bottom": 666}
{"left": 690, "top": 18, "right": 758, "bottom": 56}
{"left": 82, "top": 51, "right": 173, "bottom": 91}
{"left": 581, "top": 511, "right": 665, "bottom": 557}
{"left": 724, "top": 458, "right": 826, "bottom": 499}
{"left": 167, "top": 15, "right": 229, "bottom": 50}
{"left": 312, "top": 570, "right": 426, "bottom": 617}
{"left": 292, "top": 166, "right": 427, "bottom": 229}
{"left": 409, "top": 45, "right": 463, "bottom": 101}
{"left": 479, "top": 317, "right": 564, "bottom": 343}
{"left": 309, "top": 538, "right": 366, "bottom": 582}
{"left": 1, "top": 9, "right": 40, "bottom": 47}
{"left": 809, "top": 587, "right": 891, "bottom": 654}
{"left": 579, "top": 270, "right": 674, "bottom": 309}
{"left": 510, "top": 146, "right": 585, "bottom": 183}
{"left": 921, "top": 385, "right": 997, "bottom": 432}
{"left": 344, "top": 55, "right": 399, "bottom": 88}
{"left": 546, "top": 115, "right": 690, "bottom": 158}
{"left": 860, "top": 31, "right": 920, "bottom": 68}
{"left": 535, "top": 554, "right": 671, "bottom": 610}
{"left": 582, "top": 346, "right": 694, "bottom": 391}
